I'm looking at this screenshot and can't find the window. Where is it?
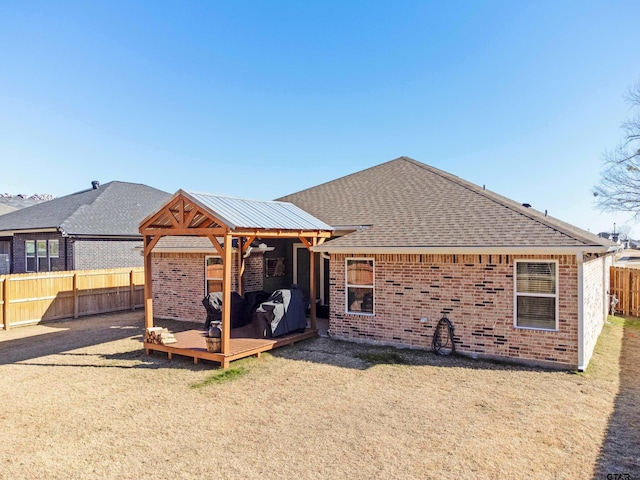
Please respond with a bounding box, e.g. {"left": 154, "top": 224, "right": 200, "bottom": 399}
{"left": 37, "top": 240, "right": 47, "bottom": 272}
{"left": 206, "top": 256, "right": 223, "bottom": 293}
{"left": 25, "top": 239, "right": 61, "bottom": 273}
{"left": 49, "top": 240, "right": 60, "bottom": 271}
{"left": 25, "top": 240, "right": 36, "bottom": 272}
{"left": 346, "top": 258, "right": 374, "bottom": 315}
{"left": 514, "top": 261, "right": 558, "bottom": 330}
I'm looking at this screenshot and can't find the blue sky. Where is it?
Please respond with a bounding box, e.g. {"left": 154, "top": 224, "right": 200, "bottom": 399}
{"left": 1, "top": 1, "right": 639, "bottom": 236}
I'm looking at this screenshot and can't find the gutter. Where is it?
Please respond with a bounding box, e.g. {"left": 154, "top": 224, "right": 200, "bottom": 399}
{"left": 577, "top": 252, "right": 585, "bottom": 371}
{"left": 0, "top": 228, "right": 59, "bottom": 236}
{"left": 311, "top": 245, "right": 616, "bottom": 255}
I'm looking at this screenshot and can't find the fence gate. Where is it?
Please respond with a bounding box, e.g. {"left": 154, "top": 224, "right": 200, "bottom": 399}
{"left": 609, "top": 266, "right": 640, "bottom": 316}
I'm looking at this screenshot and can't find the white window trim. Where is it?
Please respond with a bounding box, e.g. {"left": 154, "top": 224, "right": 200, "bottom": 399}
{"left": 48, "top": 239, "right": 59, "bottom": 271}
{"left": 513, "top": 259, "right": 559, "bottom": 331}
{"left": 345, "top": 257, "right": 375, "bottom": 316}
{"left": 25, "top": 240, "right": 36, "bottom": 272}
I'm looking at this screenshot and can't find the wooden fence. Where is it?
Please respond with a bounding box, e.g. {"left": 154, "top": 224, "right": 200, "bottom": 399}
{"left": 609, "top": 266, "right": 640, "bottom": 317}
{"left": 0, "top": 267, "right": 144, "bottom": 330}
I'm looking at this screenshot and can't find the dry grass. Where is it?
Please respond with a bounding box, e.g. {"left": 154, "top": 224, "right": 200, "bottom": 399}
{"left": 1, "top": 312, "right": 639, "bottom": 479}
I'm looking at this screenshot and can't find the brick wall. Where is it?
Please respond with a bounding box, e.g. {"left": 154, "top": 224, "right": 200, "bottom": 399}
{"left": 73, "top": 238, "right": 143, "bottom": 270}
{"left": 152, "top": 251, "right": 265, "bottom": 322}
{"left": 329, "top": 253, "right": 580, "bottom": 368}
{"left": 581, "top": 253, "right": 613, "bottom": 368}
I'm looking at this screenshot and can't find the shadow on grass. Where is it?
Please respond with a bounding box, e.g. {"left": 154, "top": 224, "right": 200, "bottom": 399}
{"left": 0, "top": 313, "right": 215, "bottom": 371}
{"left": 269, "top": 335, "right": 548, "bottom": 373}
{"left": 593, "top": 317, "right": 640, "bottom": 478}
{"left": 0, "top": 312, "right": 145, "bottom": 365}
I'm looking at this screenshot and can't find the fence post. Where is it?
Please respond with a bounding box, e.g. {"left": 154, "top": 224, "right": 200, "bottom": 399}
{"left": 2, "top": 278, "right": 8, "bottom": 331}
{"left": 73, "top": 272, "right": 79, "bottom": 319}
{"left": 130, "top": 269, "right": 135, "bottom": 311}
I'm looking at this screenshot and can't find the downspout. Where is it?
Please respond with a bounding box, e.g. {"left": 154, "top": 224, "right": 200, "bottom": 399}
{"left": 577, "top": 251, "right": 585, "bottom": 371}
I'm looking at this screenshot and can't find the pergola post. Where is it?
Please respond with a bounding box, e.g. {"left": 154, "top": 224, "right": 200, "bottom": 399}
{"left": 143, "top": 235, "right": 154, "bottom": 329}
{"left": 309, "top": 237, "right": 317, "bottom": 330}
{"left": 221, "top": 231, "right": 233, "bottom": 357}
{"left": 236, "top": 237, "right": 243, "bottom": 296}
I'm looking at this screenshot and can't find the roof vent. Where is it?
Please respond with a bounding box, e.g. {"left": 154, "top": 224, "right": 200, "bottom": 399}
{"left": 91, "top": 180, "right": 100, "bottom": 190}
{"left": 522, "top": 203, "right": 531, "bottom": 208}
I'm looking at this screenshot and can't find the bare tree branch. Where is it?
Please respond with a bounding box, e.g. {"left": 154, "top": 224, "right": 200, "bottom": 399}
{"left": 594, "top": 81, "right": 640, "bottom": 215}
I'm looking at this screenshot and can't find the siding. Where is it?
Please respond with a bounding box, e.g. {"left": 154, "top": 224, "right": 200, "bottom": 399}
{"left": 73, "top": 238, "right": 143, "bottom": 270}
{"left": 581, "top": 254, "right": 613, "bottom": 369}
{"left": 329, "top": 253, "right": 580, "bottom": 368}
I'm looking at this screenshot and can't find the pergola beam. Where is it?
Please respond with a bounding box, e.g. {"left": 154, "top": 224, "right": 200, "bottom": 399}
{"left": 232, "top": 229, "right": 332, "bottom": 238}
{"left": 206, "top": 235, "right": 225, "bottom": 258}
{"left": 141, "top": 227, "right": 227, "bottom": 237}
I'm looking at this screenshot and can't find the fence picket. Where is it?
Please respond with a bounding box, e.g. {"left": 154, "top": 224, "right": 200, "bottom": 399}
{"left": 609, "top": 266, "right": 640, "bottom": 316}
{"left": 0, "top": 267, "right": 144, "bottom": 329}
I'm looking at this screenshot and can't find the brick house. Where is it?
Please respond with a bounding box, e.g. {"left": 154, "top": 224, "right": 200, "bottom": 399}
{"left": 277, "top": 157, "right": 617, "bottom": 370}
{"left": 0, "top": 181, "right": 170, "bottom": 273}
{"left": 148, "top": 157, "right": 616, "bottom": 370}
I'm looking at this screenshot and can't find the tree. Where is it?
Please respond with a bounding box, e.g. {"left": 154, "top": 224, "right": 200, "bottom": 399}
{"left": 616, "top": 224, "right": 631, "bottom": 241}
{"left": 593, "top": 81, "right": 640, "bottom": 214}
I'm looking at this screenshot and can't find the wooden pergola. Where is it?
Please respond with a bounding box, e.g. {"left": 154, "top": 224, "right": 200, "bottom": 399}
{"left": 138, "top": 190, "right": 333, "bottom": 367}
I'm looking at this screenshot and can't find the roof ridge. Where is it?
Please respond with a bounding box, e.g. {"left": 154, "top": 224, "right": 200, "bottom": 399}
{"left": 59, "top": 183, "right": 112, "bottom": 232}
{"left": 275, "top": 157, "right": 407, "bottom": 200}
{"left": 401, "top": 157, "right": 601, "bottom": 246}
{"left": 185, "top": 190, "right": 284, "bottom": 204}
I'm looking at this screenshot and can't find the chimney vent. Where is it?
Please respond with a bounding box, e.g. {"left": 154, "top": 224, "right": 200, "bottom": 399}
{"left": 91, "top": 181, "right": 100, "bottom": 190}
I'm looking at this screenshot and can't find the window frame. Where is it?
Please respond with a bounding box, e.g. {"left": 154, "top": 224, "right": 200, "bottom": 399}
{"left": 513, "top": 259, "right": 559, "bottom": 331}
{"left": 24, "top": 239, "right": 61, "bottom": 273}
{"left": 205, "top": 256, "right": 224, "bottom": 294}
{"left": 25, "top": 240, "right": 36, "bottom": 272}
{"left": 37, "top": 240, "right": 48, "bottom": 272}
{"left": 48, "top": 239, "right": 60, "bottom": 271}
{"left": 345, "top": 257, "right": 375, "bottom": 316}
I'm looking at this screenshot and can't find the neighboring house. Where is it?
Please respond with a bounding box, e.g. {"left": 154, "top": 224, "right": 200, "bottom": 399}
{"left": 149, "top": 157, "right": 617, "bottom": 370}
{"left": 598, "top": 232, "right": 620, "bottom": 243}
{"left": 0, "top": 204, "right": 18, "bottom": 216}
{"left": 0, "top": 181, "right": 170, "bottom": 274}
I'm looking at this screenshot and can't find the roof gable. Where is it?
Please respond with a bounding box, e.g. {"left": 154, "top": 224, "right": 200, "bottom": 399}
{"left": 140, "top": 190, "right": 333, "bottom": 234}
{"left": 277, "top": 157, "right": 615, "bottom": 251}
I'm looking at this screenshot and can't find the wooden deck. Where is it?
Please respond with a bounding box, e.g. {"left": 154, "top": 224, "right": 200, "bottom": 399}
{"left": 144, "top": 327, "right": 318, "bottom": 368}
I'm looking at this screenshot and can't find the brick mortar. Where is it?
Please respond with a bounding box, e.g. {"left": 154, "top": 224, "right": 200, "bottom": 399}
{"left": 330, "top": 253, "right": 580, "bottom": 367}
{"left": 152, "top": 252, "right": 264, "bottom": 322}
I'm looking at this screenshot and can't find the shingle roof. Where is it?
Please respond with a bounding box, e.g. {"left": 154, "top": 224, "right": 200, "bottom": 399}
{"left": 0, "top": 181, "right": 170, "bottom": 237}
{"left": 181, "top": 191, "right": 333, "bottom": 231}
{"left": 277, "top": 157, "right": 616, "bottom": 252}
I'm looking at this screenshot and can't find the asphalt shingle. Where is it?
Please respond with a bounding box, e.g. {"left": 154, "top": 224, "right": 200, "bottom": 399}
{"left": 0, "top": 181, "right": 170, "bottom": 237}
{"left": 277, "top": 157, "right": 615, "bottom": 250}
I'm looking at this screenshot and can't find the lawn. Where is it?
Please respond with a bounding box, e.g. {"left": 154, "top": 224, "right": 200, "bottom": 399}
{"left": 0, "top": 312, "right": 638, "bottom": 479}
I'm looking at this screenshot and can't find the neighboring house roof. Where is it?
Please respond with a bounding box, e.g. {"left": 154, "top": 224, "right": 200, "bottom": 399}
{"left": 146, "top": 190, "right": 333, "bottom": 232}
{"left": 0, "top": 204, "right": 18, "bottom": 216}
{"left": 277, "top": 156, "right": 617, "bottom": 253}
{"left": 0, "top": 181, "right": 171, "bottom": 237}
